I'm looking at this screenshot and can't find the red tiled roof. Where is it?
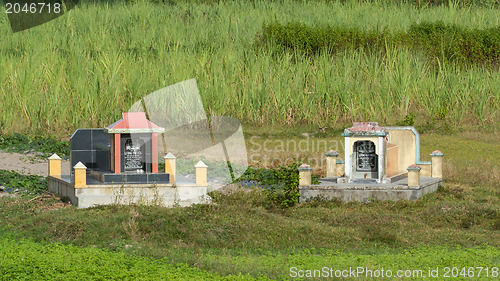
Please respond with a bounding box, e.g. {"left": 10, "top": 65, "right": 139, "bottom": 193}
{"left": 106, "top": 112, "right": 165, "bottom": 134}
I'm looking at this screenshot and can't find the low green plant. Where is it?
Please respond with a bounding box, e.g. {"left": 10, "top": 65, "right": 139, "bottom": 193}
{"left": 0, "top": 234, "right": 262, "bottom": 280}
{"left": 0, "top": 170, "right": 47, "bottom": 194}
{"left": 0, "top": 133, "right": 70, "bottom": 159}
{"left": 239, "top": 163, "right": 301, "bottom": 208}
{"left": 397, "top": 113, "right": 416, "bottom": 126}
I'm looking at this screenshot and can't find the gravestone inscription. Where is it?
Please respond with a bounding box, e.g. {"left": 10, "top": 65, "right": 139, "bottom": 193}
{"left": 124, "top": 138, "right": 143, "bottom": 172}
{"left": 356, "top": 141, "right": 377, "bottom": 172}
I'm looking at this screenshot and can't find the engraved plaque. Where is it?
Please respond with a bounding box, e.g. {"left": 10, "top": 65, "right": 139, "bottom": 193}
{"left": 356, "top": 141, "right": 377, "bottom": 172}
{"left": 124, "top": 138, "right": 143, "bottom": 172}
{"left": 120, "top": 134, "right": 152, "bottom": 174}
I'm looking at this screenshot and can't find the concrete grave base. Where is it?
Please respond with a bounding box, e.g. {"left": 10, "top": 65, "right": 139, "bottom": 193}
{"left": 49, "top": 175, "right": 211, "bottom": 208}
{"left": 300, "top": 176, "right": 442, "bottom": 203}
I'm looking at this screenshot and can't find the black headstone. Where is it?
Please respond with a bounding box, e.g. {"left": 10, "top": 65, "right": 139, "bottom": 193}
{"left": 120, "top": 134, "right": 152, "bottom": 173}
{"left": 70, "top": 129, "right": 111, "bottom": 171}
{"left": 355, "top": 141, "right": 377, "bottom": 172}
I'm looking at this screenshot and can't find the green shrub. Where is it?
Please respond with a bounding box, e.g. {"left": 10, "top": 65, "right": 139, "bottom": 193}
{"left": 239, "top": 163, "right": 301, "bottom": 208}
{"left": 407, "top": 21, "right": 500, "bottom": 66}
{"left": 0, "top": 170, "right": 47, "bottom": 194}
{"left": 257, "top": 21, "right": 500, "bottom": 67}
{"left": 0, "top": 133, "right": 70, "bottom": 159}
{"left": 257, "top": 21, "right": 389, "bottom": 56}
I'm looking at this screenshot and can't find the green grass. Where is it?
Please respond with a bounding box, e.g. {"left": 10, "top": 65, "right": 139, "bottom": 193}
{"left": 0, "top": 0, "right": 498, "bottom": 137}
{"left": 0, "top": 183, "right": 498, "bottom": 279}
{"left": 0, "top": 232, "right": 497, "bottom": 280}
{"left": 0, "top": 233, "right": 263, "bottom": 280}
{"left": 0, "top": 0, "right": 498, "bottom": 279}
{"left": 257, "top": 21, "right": 500, "bottom": 66}
{"left": 0, "top": 131, "right": 498, "bottom": 279}
{"left": 205, "top": 246, "right": 500, "bottom": 280}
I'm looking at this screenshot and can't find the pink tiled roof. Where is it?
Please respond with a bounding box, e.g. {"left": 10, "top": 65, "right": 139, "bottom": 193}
{"left": 344, "top": 122, "right": 388, "bottom": 136}
{"left": 348, "top": 122, "right": 385, "bottom": 132}
{"left": 106, "top": 112, "right": 165, "bottom": 134}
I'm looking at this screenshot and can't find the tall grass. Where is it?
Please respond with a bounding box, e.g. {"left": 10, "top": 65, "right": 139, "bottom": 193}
{"left": 0, "top": 0, "right": 498, "bottom": 137}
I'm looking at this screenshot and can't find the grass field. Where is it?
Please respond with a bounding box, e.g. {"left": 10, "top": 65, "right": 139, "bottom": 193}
{"left": 0, "top": 233, "right": 498, "bottom": 280}
{"left": 0, "top": 233, "right": 263, "bottom": 280}
{"left": 0, "top": 0, "right": 499, "bottom": 280}
{"left": 0, "top": 131, "right": 498, "bottom": 279}
{"left": 0, "top": 0, "right": 498, "bottom": 136}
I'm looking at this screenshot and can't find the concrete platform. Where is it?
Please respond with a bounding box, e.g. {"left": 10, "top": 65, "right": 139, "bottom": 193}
{"left": 299, "top": 177, "right": 443, "bottom": 203}
{"left": 48, "top": 175, "right": 211, "bottom": 208}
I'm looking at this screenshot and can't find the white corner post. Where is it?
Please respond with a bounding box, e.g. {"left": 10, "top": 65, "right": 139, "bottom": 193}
{"left": 430, "top": 150, "right": 444, "bottom": 178}
{"left": 344, "top": 136, "right": 351, "bottom": 180}
{"left": 407, "top": 165, "right": 421, "bottom": 187}
{"left": 73, "top": 161, "right": 87, "bottom": 188}
{"left": 48, "top": 153, "right": 62, "bottom": 178}
{"left": 325, "top": 150, "right": 339, "bottom": 177}
{"left": 378, "top": 136, "right": 384, "bottom": 183}
{"left": 164, "top": 152, "right": 177, "bottom": 183}
{"left": 298, "top": 164, "right": 313, "bottom": 186}
{"left": 195, "top": 160, "right": 208, "bottom": 186}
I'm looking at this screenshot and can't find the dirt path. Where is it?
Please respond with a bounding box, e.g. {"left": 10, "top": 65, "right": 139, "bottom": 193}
{"left": 0, "top": 152, "right": 70, "bottom": 177}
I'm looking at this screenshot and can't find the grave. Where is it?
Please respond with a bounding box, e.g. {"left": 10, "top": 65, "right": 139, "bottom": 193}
{"left": 342, "top": 122, "right": 388, "bottom": 184}
{"left": 299, "top": 122, "right": 444, "bottom": 202}
{"left": 48, "top": 112, "right": 211, "bottom": 208}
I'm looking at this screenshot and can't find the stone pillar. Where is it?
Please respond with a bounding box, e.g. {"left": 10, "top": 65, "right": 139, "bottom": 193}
{"left": 163, "top": 152, "right": 177, "bottom": 183}
{"left": 430, "top": 150, "right": 444, "bottom": 178}
{"left": 378, "top": 136, "right": 385, "bottom": 182}
{"left": 407, "top": 164, "right": 421, "bottom": 187}
{"left": 152, "top": 133, "right": 159, "bottom": 173}
{"left": 195, "top": 160, "right": 208, "bottom": 186}
{"left": 73, "top": 162, "right": 87, "bottom": 188}
{"left": 48, "top": 153, "right": 61, "bottom": 178}
{"left": 344, "top": 137, "right": 351, "bottom": 179}
{"left": 325, "top": 150, "right": 339, "bottom": 177}
{"left": 298, "top": 164, "right": 312, "bottom": 186}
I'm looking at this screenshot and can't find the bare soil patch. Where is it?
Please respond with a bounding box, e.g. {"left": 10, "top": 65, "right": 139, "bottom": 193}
{"left": 0, "top": 151, "right": 70, "bottom": 177}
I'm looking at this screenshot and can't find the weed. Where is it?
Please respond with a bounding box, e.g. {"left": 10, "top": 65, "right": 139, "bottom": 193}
{"left": 0, "top": 133, "right": 69, "bottom": 159}
{"left": 300, "top": 194, "right": 343, "bottom": 208}
{"left": 363, "top": 225, "right": 399, "bottom": 245}
{"left": 397, "top": 113, "right": 416, "bottom": 126}
{"left": 239, "top": 163, "right": 300, "bottom": 208}
{"left": 0, "top": 170, "right": 47, "bottom": 194}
